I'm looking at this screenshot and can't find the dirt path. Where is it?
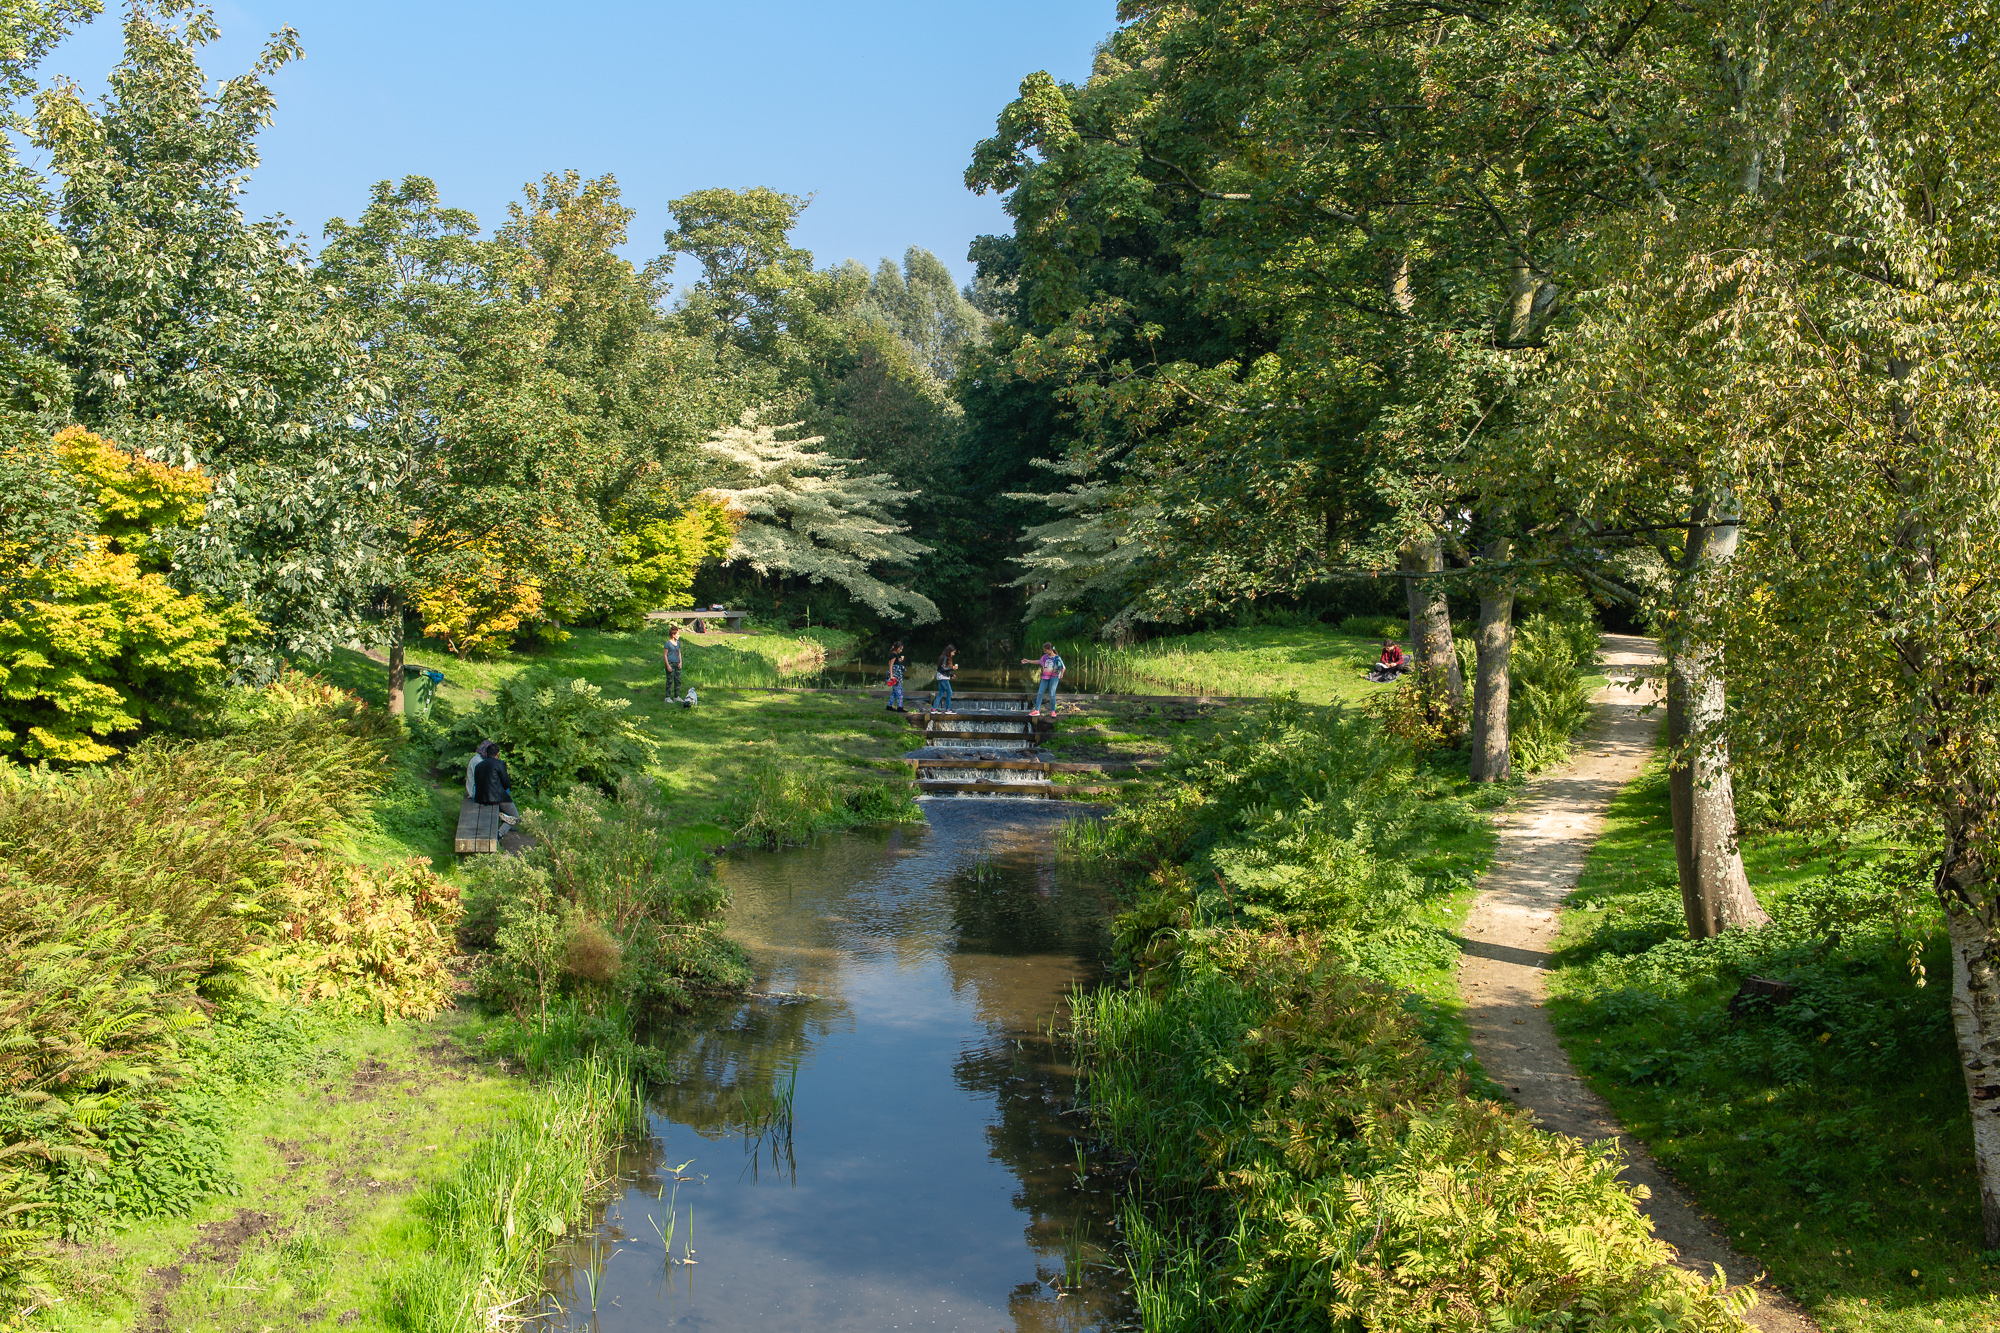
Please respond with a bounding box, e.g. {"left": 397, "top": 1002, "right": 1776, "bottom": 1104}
{"left": 1457, "top": 633, "right": 1815, "bottom": 1333}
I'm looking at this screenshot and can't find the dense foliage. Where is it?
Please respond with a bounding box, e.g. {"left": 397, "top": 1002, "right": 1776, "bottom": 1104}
{"left": 1067, "top": 706, "right": 1745, "bottom": 1328}
{"left": 459, "top": 782, "right": 749, "bottom": 1021}
{"left": 0, "top": 674, "right": 459, "bottom": 1300}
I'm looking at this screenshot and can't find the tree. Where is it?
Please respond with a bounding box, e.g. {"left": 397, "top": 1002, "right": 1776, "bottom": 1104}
{"left": 0, "top": 427, "right": 252, "bottom": 758}
{"left": 32, "top": 2, "right": 373, "bottom": 665}
{"left": 317, "top": 176, "right": 623, "bottom": 710}
{"left": 0, "top": 0, "right": 93, "bottom": 434}
{"left": 1645, "top": 0, "right": 2000, "bottom": 1240}
{"left": 850, "top": 246, "right": 986, "bottom": 384}
{"left": 965, "top": 1, "right": 1655, "bottom": 739}
{"left": 699, "top": 414, "right": 938, "bottom": 623}
{"left": 602, "top": 492, "right": 738, "bottom": 629}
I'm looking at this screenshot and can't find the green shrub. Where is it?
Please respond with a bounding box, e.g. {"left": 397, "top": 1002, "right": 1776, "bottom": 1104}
{"left": 0, "top": 673, "right": 406, "bottom": 1304}
{"left": 723, "top": 758, "right": 841, "bottom": 849}
{"left": 1077, "top": 931, "right": 1751, "bottom": 1331}
{"left": 244, "top": 857, "right": 462, "bottom": 1020}
{"left": 462, "top": 783, "right": 748, "bottom": 1019}
{"left": 1336, "top": 613, "right": 1408, "bottom": 640}
{"left": 1508, "top": 612, "right": 1599, "bottom": 771}
{"left": 1076, "top": 697, "right": 1478, "bottom": 989}
{"left": 0, "top": 679, "right": 392, "bottom": 969}
{"left": 441, "top": 672, "right": 655, "bottom": 794}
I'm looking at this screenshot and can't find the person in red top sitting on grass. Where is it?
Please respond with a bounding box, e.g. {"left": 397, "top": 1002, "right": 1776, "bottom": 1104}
{"left": 1367, "top": 640, "right": 1412, "bottom": 683}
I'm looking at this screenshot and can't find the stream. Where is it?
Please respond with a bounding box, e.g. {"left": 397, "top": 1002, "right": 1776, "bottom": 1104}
{"left": 540, "top": 800, "right": 1135, "bottom": 1331}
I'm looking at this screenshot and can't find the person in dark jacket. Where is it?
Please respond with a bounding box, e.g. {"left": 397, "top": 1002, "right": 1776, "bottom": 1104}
{"left": 472, "top": 742, "right": 520, "bottom": 825}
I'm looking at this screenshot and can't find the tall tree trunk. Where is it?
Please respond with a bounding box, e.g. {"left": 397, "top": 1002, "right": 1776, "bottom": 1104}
{"left": 1666, "top": 496, "right": 1767, "bottom": 937}
{"left": 1939, "top": 837, "right": 2000, "bottom": 1247}
{"left": 386, "top": 592, "right": 407, "bottom": 717}
{"left": 1398, "top": 537, "right": 1464, "bottom": 714}
{"left": 1469, "top": 534, "right": 1513, "bottom": 782}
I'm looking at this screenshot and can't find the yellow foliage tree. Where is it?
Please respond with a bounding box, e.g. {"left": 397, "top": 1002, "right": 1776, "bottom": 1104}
{"left": 0, "top": 429, "right": 253, "bottom": 761}
{"left": 602, "top": 494, "right": 740, "bottom": 630}
{"left": 409, "top": 534, "right": 545, "bottom": 659}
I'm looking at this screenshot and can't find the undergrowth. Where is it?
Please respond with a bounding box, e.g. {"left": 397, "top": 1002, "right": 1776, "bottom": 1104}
{"left": 459, "top": 781, "right": 751, "bottom": 1022}
{"left": 1062, "top": 692, "right": 1743, "bottom": 1328}
{"left": 1076, "top": 933, "right": 1749, "bottom": 1331}
{"left": 0, "top": 674, "right": 459, "bottom": 1312}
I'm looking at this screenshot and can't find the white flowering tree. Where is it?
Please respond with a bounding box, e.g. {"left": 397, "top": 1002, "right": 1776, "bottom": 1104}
{"left": 701, "top": 414, "right": 939, "bottom": 623}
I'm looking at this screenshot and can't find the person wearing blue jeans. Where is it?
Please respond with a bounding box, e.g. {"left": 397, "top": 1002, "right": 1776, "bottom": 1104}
{"left": 885, "top": 641, "right": 908, "bottom": 711}
{"left": 933, "top": 645, "right": 957, "bottom": 711}
{"left": 1021, "top": 641, "right": 1065, "bottom": 716}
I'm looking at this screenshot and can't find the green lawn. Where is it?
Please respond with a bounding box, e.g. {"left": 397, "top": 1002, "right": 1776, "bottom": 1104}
{"left": 39, "top": 1016, "right": 537, "bottom": 1333}
{"left": 307, "top": 624, "right": 918, "bottom": 870}
{"left": 1059, "top": 625, "right": 1401, "bottom": 704}
{"left": 1545, "top": 764, "right": 1998, "bottom": 1332}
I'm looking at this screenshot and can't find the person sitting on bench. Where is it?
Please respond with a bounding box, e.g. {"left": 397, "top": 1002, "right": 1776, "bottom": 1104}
{"left": 465, "top": 737, "right": 495, "bottom": 799}
{"left": 1367, "top": 640, "right": 1412, "bottom": 682}
{"left": 472, "top": 741, "right": 520, "bottom": 826}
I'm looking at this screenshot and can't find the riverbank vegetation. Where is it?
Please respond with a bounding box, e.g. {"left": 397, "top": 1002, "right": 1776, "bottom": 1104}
{"left": 4, "top": 0, "right": 1999, "bottom": 1323}
{"left": 1063, "top": 692, "right": 1750, "bottom": 1327}
{"left": 13, "top": 642, "right": 918, "bottom": 1327}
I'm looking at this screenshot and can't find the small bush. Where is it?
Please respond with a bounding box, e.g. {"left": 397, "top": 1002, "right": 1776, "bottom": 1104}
{"left": 0, "top": 674, "right": 417, "bottom": 1303}
{"left": 1507, "top": 612, "right": 1599, "bottom": 771}
{"left": 0, "top": 678, "right": 393, "bottom": 969}
{"left": 1336, "top": 613, "right": 1408, "bottom": 640}
{"left": 463, "top": 783, "right": 748, "bottom": 1019}
{"left": 724, "top": 758, "right": 840, "bottom": 849}
{"left": 440, "top": 672, "right": 655, "bottom": 794}
{"left": 244, "top": 857, "right": 462, "bottom": 1020}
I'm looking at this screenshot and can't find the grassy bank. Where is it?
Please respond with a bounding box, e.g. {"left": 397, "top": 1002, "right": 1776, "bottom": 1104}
{"left": 1546, "top": 765, "right": 1998, "bottom": 1333}
{"left": 319, "top": 624, "right": 913, "bottom": 858}
{"left": 38, "top": 1017, "right": 536, "bottom": 1331}
{"left": 14, "top": 625, "right": 922, "bottom": 1328}
{"left": 1056, "top": 624, "right": 1395, "bottom": 703}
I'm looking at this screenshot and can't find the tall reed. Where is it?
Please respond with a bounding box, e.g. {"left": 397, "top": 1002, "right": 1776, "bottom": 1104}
{"left": 385, "top": 1055, "right": 643, "bottom": 1331}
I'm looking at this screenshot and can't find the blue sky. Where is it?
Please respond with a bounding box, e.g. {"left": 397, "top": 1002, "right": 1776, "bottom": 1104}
{"left": 37, "top": 1, "right": 1117, "bottom": 285}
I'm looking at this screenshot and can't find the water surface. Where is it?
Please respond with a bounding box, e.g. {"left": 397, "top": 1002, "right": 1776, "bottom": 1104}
{"left": 544, "top": 801, "right": 1132, "bottom": 1332}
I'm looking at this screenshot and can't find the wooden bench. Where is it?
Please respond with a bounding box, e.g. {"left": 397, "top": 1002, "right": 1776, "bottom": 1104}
{"left": 645, "top": 608, "right": 748, "bottom": 631}
{"left": 455, "top": 798, "right": 501, "bottom": 854}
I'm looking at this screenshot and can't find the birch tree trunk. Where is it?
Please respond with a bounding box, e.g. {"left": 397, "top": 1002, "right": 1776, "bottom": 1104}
{"left": 1469, "top": 534, "right": 1513, "bottom": 782}
{"left": 1398, "top": 537, "right": 1464, "bottom": 714}
{"left": 1940, "top": 838, "right": 2000, "bottom": 1246}
{"left": 1666, "top": 499, "right": 1768, "bottom": 937}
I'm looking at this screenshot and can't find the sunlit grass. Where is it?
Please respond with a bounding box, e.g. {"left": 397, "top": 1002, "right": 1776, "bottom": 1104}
{"left": 1058, "top": 625, "right": 1394, "bottom": 703}
{"left": 1547, "top": 764, "right": 1992, "bottom": 1333}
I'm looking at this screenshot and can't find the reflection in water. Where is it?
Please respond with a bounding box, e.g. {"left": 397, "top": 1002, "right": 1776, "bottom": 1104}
{"left": 542, "top": 802, "right": 1133, "bottom": 1331}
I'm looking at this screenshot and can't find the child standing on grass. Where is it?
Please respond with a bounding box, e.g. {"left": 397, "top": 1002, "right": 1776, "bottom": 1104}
{"left": 934, "top": 645, "right": 957, "bottom": 712}
{"left": 886, "top": 641, "right": 908, "bottom": 712}
{"left": 664, "top": 625, "right": 685, "bottom": 700}
{"left": 1021, "top": 642, "right": 1064, "bottom": 716}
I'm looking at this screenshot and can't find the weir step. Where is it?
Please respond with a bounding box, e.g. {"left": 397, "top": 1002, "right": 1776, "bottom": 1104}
{"left": 913, "top": 780, "right": 1114, "bottom": 797}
